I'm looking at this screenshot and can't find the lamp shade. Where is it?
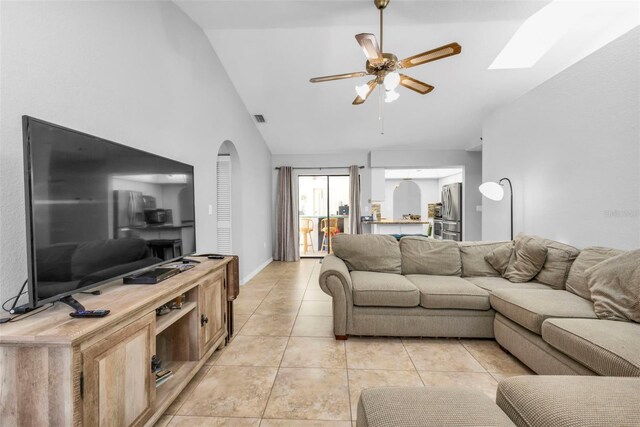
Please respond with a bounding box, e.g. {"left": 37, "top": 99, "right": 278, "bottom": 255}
{"left": 479, "top": 181, "right": 505, "bottom": 201}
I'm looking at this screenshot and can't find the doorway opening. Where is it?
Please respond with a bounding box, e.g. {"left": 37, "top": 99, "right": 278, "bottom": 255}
{"left": 298, "top": 175, "right": 350, "bottom": 258}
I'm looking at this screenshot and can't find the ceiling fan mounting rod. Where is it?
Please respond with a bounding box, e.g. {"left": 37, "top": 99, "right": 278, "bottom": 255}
{"left": 379, "top": 8, "right": 383, "bottom": 53}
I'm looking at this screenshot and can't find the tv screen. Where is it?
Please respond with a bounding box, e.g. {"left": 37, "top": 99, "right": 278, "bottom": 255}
{"left": 22, "top": 116, "right": 196, "bottom": 308}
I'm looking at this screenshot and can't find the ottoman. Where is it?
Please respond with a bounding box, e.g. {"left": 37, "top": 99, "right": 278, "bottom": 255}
{"left": 496, "top": 376, "right": 640, "bottom": 427}
{"left": 356, "top": 387, "right": 515, "bottom": 427}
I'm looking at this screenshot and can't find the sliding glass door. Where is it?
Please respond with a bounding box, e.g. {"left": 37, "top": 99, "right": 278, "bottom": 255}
{"left": 298, "top": 175, "right": 350, "bottom": 258}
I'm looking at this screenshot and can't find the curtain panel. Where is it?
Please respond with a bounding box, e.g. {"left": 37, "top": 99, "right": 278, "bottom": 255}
{"left": 349, "top": 165, "right": 362, "bottom": 234}
{"left": 274, "top": 167, "right": 300, "bottom": 261}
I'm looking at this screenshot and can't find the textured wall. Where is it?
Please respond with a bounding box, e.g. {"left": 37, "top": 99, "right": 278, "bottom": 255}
{"left": 0, "top": 1, "right": 273, "bottom": 304}
{"left": 482, "top": 29, "right": 639, "bottom": 249}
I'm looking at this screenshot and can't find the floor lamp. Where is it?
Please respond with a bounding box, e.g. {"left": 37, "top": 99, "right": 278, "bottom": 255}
{"left": 479, "top": 178, "right": 513, "bottom": 240}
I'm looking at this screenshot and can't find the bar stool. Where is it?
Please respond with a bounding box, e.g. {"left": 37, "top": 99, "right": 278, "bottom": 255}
{"left": 299, "top": 218, "right": 314, "bottom": 255}
{"left": 148, "top": 239, "right": 183, "bottom": 260}
{"left": 320, "top": 218, "right": 340, "bottom": 253}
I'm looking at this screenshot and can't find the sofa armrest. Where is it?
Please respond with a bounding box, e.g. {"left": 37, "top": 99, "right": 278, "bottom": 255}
{"left": 319, "top": 254, "right": 353, "bottom": 337}
{"left": 319, "top": 254, "right": 352, "bottom": 295}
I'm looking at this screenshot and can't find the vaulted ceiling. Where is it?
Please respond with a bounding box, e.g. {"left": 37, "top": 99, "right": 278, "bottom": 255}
{"left": 175, "top": 0, "right": 638, "bottom": 154}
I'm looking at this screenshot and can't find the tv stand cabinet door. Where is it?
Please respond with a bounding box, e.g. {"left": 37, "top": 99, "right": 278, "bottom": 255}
{"left": 198, "top": 269, "right": 226, "bottom": 358}
{"left": 81, "top": 313, "right": 155, "bottom": 427}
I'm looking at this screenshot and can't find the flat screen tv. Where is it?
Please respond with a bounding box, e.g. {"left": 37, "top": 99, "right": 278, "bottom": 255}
{"left": 22, "top": 116, "right": 196, "bottom": 308}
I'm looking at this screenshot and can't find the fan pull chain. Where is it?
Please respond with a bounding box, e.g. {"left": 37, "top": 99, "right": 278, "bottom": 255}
{"left": 379, "top": 85, "right": 384, "bottom": 135}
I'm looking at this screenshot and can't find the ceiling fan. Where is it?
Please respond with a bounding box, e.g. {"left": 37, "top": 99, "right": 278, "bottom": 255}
{"left": 310, "top": 0, "right": 462, "bottom": 106}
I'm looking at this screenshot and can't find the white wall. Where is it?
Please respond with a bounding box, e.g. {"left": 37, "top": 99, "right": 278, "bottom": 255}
{"left": 438, "top": 172, "right": 464, "bottom": 194}
{"left": 370, "top": 150, "right": 483, "bottom": 241}
{"left": 0, "top": 1, "right": 273, "bottom": 303}
{"left": 482, "top": 28, "right": 639, "bottom": 249}
{"left": 382, "top": 179, "right": 440, "bottom": 220}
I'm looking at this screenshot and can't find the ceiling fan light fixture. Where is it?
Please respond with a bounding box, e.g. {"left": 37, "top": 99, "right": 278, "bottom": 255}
{"left": 355, "top": 83, "right": 371, "bottom": 99}
{"left": 385, "top": 89, "right": 400, "bottom": 103}
{"left": 383, "top": 71, "right": 400, "bottom": 91}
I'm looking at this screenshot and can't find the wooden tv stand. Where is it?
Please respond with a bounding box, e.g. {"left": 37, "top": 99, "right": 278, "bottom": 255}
{"left": 0, "top": 257, "right": 235, "bottom": 427}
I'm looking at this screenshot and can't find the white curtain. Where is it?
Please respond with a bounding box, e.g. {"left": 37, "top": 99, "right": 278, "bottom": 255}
{"left": 274, "top": 167, "right": 300, "bottom": 261}
{"left": 349, "top": 165, "right": 362, "bottom": 234}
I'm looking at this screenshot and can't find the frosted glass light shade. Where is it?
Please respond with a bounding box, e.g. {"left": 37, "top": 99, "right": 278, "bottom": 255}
{"left": 479, "top": 181, "right": 504, "bottom": 201}
{"left": 385, "top": 89, "right": 400, "bottom": 103}
{"left": 355, "top": 83, "right": 371, "bottom": 99}
{"left": 384, "top": 71, "right": 400, "bottom": 90}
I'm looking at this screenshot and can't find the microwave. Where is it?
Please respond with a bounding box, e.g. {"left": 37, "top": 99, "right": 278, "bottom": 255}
{"left": 144, "top": 209, "right": 167, "bottom": 224}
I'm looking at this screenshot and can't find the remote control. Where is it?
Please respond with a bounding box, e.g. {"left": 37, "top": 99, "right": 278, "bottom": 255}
{"left": 69, "top": 310, "right": 110, "bottom": 318}
{"left": 208, "top": 255, "right": 225, "bottom": 260}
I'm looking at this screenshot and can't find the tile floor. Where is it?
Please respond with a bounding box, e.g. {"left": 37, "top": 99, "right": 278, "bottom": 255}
{"left": 156, "top": 259, "right": 533, "bottom": 426}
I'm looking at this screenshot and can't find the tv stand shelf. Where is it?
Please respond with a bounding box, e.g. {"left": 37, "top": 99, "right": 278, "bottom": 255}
{"left": 0, "top": 257, "right": 236, "bottom": 427}
{"left": 156, "top": 301, "right": 197, "bottom": 335}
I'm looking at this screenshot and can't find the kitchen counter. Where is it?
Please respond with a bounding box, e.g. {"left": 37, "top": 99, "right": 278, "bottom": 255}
{"left": 363, "top": 220, "right": 430, "bottom": 235}
{"left": 363, "top": 220, "right": 431, "bottom": 224}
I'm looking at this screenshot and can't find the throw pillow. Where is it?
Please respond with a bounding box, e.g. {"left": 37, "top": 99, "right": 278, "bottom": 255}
{"left": 459, "top": 241, "right": 511, "bottom": 277}
{"left": 484, "top": 243, "right": 514, "bottom": 276}
{"left": 565, "top": 247, "right": 626, "bottom": 300}
{"left": 503, "top": 234, "right": 548, "bottom": 283}
{"left": 586, "top": 249, "right": 640, "bottom": 323}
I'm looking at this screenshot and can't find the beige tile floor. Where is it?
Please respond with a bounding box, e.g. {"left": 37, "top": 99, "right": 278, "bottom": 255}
{"left": 158, "top": 259, "right": 533, "bottom": 426}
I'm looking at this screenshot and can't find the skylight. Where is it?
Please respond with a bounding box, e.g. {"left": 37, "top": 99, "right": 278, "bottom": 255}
{"left": 489, "top": 0, "right": 640, "bottom": 70}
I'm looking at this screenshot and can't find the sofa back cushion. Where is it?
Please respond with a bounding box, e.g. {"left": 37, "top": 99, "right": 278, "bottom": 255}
{"left": 400, "top": 236, "right": 461, "bottom": 276}
{"left": 36, "top": 243, "right": 79, "bottom": 282}
{"left": 332, "top": 234, "right": 402, "bottom": 274}
{"left": 586, "top": 249, "right": 640, "bottom": 323}
{"left": 71, "top": 238, "right": 150, "bottom": 280}
{"left": 533, "top": 237, "right": 580, "bottom": 290}
{"left": 458, "top": 241, "right": 510, "bottom": 277}
{"left": 503, "top": 234, "right": 548, "bottom": 283}
{"left": 485, "top": 243, "right": 514, "bottom": 276}
{"left": 566, "top": 247, "right": 626, "bottom": 300}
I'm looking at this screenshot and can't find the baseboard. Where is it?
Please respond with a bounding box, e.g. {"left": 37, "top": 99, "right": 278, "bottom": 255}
{"left": 240, "top": 257, "right": 273, "bottom": 285}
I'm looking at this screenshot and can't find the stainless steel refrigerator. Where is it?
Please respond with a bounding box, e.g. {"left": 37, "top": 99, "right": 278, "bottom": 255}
{"left": 114, "top": 190, "right": 145, "bottom": 235}
{"left": 441, "top": 182, "right": 462, "bottom": 241}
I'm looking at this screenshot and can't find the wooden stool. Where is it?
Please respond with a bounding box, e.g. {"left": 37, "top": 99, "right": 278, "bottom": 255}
{"left": 299, "top": 218, "right": 314, "bottom": 255}
{"left": 320, "top": 218, "right": 340, "bottom": 253}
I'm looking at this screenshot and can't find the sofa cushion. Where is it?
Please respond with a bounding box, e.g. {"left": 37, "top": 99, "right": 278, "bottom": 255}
{"left": 464, "top": 277, "right": 552, "bottom": 293}
{"left": 458, "top": 241, "right": 510, "bottom": 277}
{"left": 496, "top": 376, "right": 640, "bottom": 427}
{"left": 565, "top": 246, "right": 625, "bottom": 300}
{"left": 490, "top": 289, "right": 597, "bottom": 335}
{"left": 533, "top": 237, "right": 580, "bottom": 290}
{"left": 484, "top": 243, "right": 513, "bottom": 276}
{"left": 503, "top": 234, "right": 548, "bottom": 283}
{"left": 357, "top": 387, "right": 516, "bottom": 427}
{"left": 332, "top": 234, "right": 402, "bottom": 274}
{"left": 586, "top": 249, "right": 640, "bottom": 323}
{"left": 542, "top": 318, "right": 640, "bottom": 376}
{"left": 405, "top": 275, "right": 491, "bottom": 310}
{"left": 400, "top": 236, "right": 461, "bottom": 276}
{"left": 350, "top": 271, "right": 419, "bottom": 307}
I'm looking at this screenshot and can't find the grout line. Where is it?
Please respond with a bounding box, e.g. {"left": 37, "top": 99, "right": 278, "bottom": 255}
{"left": 345, "top": 337, "right": 354, "bottom": 423}
{"left": 459, "top": 338, "right": 490, "bottom": 373}
{"left": 400, "top": 338, "right": 426, "bottom": 386}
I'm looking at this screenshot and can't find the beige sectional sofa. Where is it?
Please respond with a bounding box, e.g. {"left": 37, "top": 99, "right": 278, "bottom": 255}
{"left": 319, "top": 234, "right": 640, "bottom": 377}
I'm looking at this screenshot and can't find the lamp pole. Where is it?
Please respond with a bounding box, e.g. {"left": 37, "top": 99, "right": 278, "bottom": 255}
{"left": 498, "top": 178, "right": 513, "bottom": 240}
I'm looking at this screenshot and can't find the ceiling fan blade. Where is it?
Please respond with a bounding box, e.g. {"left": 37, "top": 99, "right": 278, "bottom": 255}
{"left": 355, "top": 33, "right": 383, "bottom": 63}
{"left": 399, "top": 42, "right": 462, "bottom": 69}
{"left": 399, "top": 74, "right": 434, "bottom": 95}
{"left": 353, "top": 80, "right": 378, "bottom": 105}
{"left": 310, "top": 72, "right": 368, "bottom": 83}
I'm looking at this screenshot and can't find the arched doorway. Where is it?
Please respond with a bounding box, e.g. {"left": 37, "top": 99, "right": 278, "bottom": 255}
{"left": 216, "top": 141, "right": 242, "bottom": 254}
